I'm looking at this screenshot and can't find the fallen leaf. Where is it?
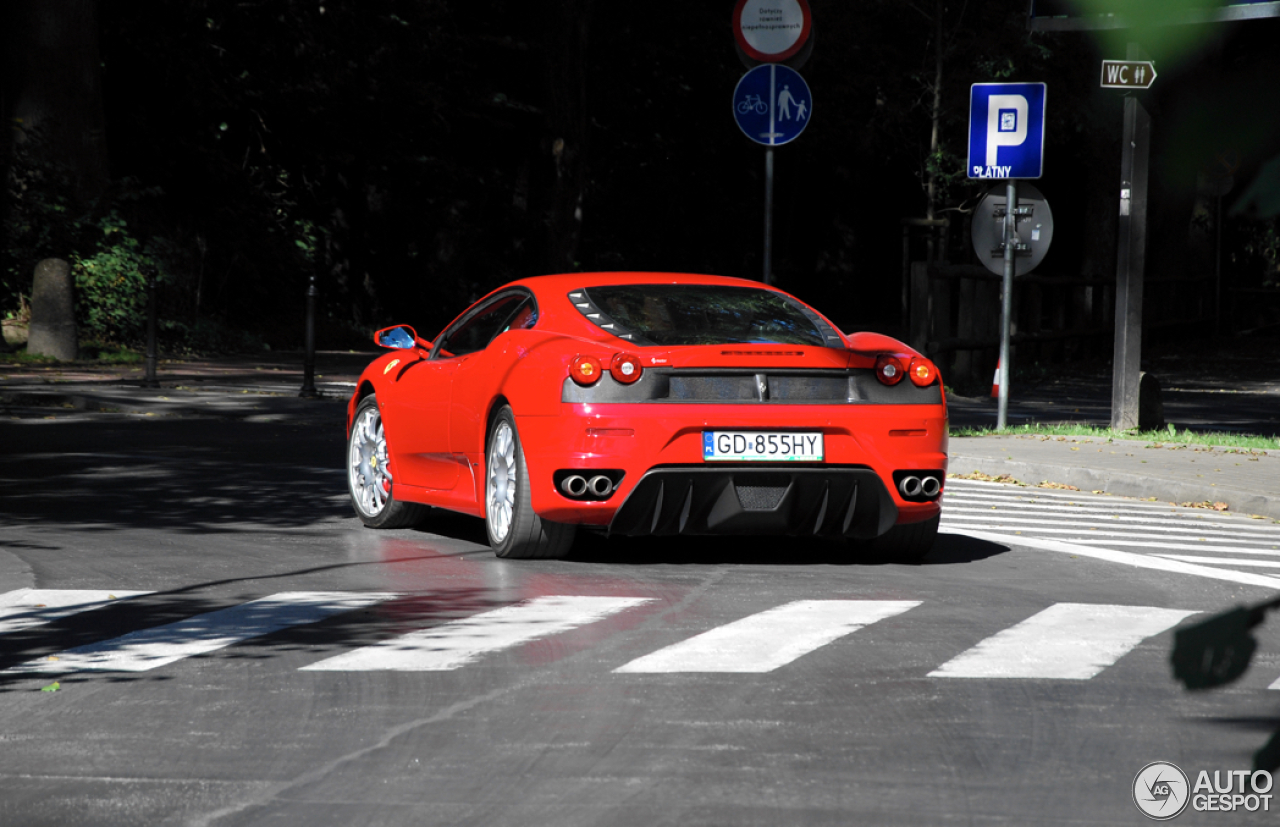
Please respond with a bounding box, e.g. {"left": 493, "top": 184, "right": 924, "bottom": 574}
{"left": 40, "top": 682, "right": 60, "bottom": 693}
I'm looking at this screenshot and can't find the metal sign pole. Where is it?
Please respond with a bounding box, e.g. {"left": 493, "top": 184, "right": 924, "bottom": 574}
{"left": 763, "top": 148, "right": 774, "bottom": 284}
{"left": 299, "top": 271, "right": 319, "bottom": 398}
{"left": 141, "top": 265, "right": 160, "bottom": 389}
{"left": 998, "top": 179, "right": 1017, "bottom": 430}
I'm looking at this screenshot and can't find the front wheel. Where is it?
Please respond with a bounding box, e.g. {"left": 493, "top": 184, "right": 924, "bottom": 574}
{"left": 347, "top": 395, "right": 428, "bottom": 529}
{"left": 486, "top": 406, "right": 576, "bottom": 559}
{"left": 863, "top": 514, "right": 940, "bottom": 564}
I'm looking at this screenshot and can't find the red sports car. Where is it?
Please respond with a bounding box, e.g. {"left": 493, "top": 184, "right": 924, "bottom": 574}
{"left": 346, "top": 272, "right": 947, "bottom": 560}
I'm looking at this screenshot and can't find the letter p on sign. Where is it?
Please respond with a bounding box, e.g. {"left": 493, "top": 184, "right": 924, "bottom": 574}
{"left": 986, "top": 95, "right": 1028, "bottom": 166}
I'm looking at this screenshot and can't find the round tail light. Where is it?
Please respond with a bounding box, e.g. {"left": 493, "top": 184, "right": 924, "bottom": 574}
{"left": 908, "top": 357, "right": 937, "bottom": 387}
{"left": 610, "top": 353, "right": 643, "bottom": 384}
{"left": 569, "top": 355, "right": 602, "bottom": 386}
{"left": 874, "top": 354, "right": 905, "bottom": 386}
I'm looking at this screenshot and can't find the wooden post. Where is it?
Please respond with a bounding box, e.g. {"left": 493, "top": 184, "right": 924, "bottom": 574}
{"left": 1110, "top": 44, "right": 1151, "bottom": 431}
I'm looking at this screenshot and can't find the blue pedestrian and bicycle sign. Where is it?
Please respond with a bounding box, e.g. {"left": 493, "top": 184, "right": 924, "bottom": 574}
{"left": 967, "top": 82, "right": 1047, "bottom": 179}
{"left": 733, "top": 64, "right": 811, "bottom": 146}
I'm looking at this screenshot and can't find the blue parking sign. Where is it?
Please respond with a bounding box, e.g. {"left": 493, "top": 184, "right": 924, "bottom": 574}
{"left": 733, "top": 65, "right": 811, "bottom": 147}
{"left": 968, "top": 83, "right": 1046, "bottom": 179}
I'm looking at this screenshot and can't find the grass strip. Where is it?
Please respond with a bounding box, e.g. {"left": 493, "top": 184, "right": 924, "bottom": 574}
{"left": 949, "top": 422, "right": 1278, "bottom": 452}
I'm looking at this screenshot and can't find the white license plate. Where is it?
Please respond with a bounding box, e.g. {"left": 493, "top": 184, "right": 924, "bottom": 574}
{"left": 702, "top": 431, "right": 824, "bottom": 462}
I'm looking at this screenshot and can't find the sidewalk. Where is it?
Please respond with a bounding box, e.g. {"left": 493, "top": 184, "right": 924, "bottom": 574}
{"left": 946, "top": 338, "right": 1280, "bottom": 519}
{"left": 946, "top": 433, "right": 1280, "bottom": 519}
{"left": 0, "top": 351, "right": 371, "bottom": 422}
{"left": 3, "top": 347, "right": 1279, "bottom": 520}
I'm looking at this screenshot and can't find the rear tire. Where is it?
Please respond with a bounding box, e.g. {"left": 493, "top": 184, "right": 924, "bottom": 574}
{"left": 864, "top": 514, "right": 940, "bottom": 563}
{"left": 347, "top": 395, "right": 429, "bottom": 529}
{"left": 485, "top": 405, "right": 576, "bottom": 559}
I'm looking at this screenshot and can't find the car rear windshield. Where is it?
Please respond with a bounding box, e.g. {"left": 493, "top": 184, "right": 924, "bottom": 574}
{"left": 580, "top": 284, "right": 833, "bottom": 347}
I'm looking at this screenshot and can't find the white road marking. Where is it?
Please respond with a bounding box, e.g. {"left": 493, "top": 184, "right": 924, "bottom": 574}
{"left": 6, "top": 592, "right": 395, "bottom": 674}
{"left": 941, "top": 525, "right": 1280, "bottom": 550}
{"left": 944, "top": 497, "right": 1235, "bottom": 518}
{"left": 614, "top": 600, "right": 920, "bottom": 674}
{"left": 0, "top": 589, "right": 153, "bottom": 635}
{"left": 1271, "top": 676, "right": 1280, "bottom": 691}
{"left": 1151, "top": 554, "right": 1280, "bottom": 569}
{"left": 944, "top": 508, "right": 1280, "bottom": 536}
{"left": 929, "top": 602, "right": 1197, "bottom": 680}
{"left": 1038, "top": 539, "right": 1280, "bottom": 556}
{"left": 942, "top": 514, "right": 1280, "bottom": 543}
{"left": 952, "top": 530, "right": 1280, "bottom": 589}
{"left": 301, "top": 596, "right": 654, "bottom": 672}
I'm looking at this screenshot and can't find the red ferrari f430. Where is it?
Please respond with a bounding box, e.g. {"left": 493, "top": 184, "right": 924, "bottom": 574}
{"left": 346, "top": 273, "right": 947, "bottom": 559}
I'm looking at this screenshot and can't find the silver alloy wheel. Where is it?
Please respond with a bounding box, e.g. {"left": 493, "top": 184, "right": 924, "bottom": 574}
{"left": 487, "top": 419, "right": 516, "bottom": 542}
{"left": 349, "top": 404, "right": 392, "bottom": 517}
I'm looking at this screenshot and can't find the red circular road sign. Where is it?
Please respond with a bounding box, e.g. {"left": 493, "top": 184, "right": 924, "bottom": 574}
{"left": 732, "top": 0, "right": 812, "bottom": 63}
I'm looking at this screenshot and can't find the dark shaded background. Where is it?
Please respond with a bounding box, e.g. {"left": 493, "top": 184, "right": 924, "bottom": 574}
{"left": 4, "top": 1, "right": 1280, "bottom": 349}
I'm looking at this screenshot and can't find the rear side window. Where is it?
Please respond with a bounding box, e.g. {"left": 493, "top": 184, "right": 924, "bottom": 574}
{"left": 579, "top": 284, "right": 835, "bottom": 347}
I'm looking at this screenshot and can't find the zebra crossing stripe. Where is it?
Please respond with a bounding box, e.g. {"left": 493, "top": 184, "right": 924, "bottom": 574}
{"left": 929, "top": 603, "right": 1197, "bottom": 680}
{"left": 0, "top": 589, "right": 153, "bottom": 635}
{"left": 5, "top": 592, "right": 396, "bottom": 674}
{"left": 1052, "top": 540, "right": 1280, "bottom": 556}
{"left": 614, "top": 600, "right": 921, "bottom": 674}
{"left": 301, "top": 595, "right": 654, "bottom": 672}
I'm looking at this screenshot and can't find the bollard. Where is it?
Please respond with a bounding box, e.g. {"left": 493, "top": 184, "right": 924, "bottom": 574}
{"left": 299, "top": 271, "right": 319, "bottom": 398}
{"left": 27, "top": 259, "right": 78, "bottom": 360}
{"left": 141, "top": 265, "right": 160, "bottom": 388}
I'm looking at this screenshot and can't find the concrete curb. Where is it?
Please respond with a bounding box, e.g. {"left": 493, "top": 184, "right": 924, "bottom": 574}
{"left": 948, "top": 453, "right": 1280, "bottom": 520}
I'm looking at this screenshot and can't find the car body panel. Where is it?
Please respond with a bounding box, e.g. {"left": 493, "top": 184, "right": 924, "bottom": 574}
{"left": 347, "top": 272, "right": 948, "bottom": 541}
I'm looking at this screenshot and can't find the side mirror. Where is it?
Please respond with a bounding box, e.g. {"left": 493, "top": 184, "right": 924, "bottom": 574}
{"left": 375, "top": 325, "right": 418, "bottom": 349}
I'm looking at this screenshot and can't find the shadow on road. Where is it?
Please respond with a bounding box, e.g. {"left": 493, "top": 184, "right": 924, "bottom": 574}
{"left": 0, "top": 416, "right": 349, "bottom": 534}
{"left": 0, "top": 570, "right": 504, "bottom": 694}
{"left": 565, "top": 527, "right": 1009, "bottom": 567}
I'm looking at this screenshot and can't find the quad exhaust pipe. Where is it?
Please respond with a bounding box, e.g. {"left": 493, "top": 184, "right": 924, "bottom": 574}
{"left": 560, "top": 474, "right": 616, "bottom": 499}
{"left": 898, "top": 475, "right": 941, "bottom": 499}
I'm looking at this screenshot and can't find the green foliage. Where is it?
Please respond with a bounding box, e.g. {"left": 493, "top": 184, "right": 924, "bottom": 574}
{"left": 949, "top": 422, "right": 1280, "bottom": 452}
{"left": 71, "top": 210, "right": 167, "bottom": 344}
{"left": 77, "top": 342, "right": 144, "bottom": 364}
{"left": 1232, "top": 218, "right": 1280, "bottom": 288}
{"left": 2, "top": 122, "right": 78, "bottom": 309}
{"left": 157, "top": 318, "right": 264, "bottom": 354}
{"left": 0, "top": 349, "right": 59, "bottom": 365}
{"left": 923, "top": 145, "right": 968, "bottom": 211}
{"left": 973, "top": 57, "right": 1018, "bottom": 80}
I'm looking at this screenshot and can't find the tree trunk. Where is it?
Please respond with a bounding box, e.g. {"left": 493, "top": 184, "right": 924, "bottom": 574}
{"left": 5, "top": 0, "right": 110, "bottom": 206}
{"left": 542, "top": 0, "right": 593, "bottom": 273}
{"left": 926, "top": 0, "right": 943, "bottom": 224}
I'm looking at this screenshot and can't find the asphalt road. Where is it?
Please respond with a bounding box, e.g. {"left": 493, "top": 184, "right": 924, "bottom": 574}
{"left": 2, "top": 405, "right": 1278, "bottom": 826}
